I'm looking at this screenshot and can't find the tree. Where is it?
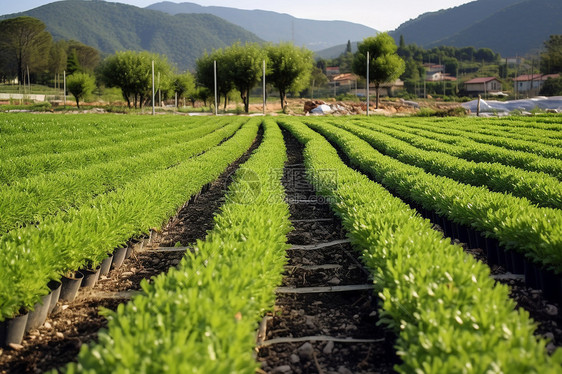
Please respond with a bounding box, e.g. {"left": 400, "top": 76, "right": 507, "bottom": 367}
{"left": 195, "top": 49, "right": 234, "bottom": 111}
{"left": 223, "top": 43, "right": 267, "bottom": 113}
{"left": 172, "top": 72, "right": 195, "bottom": 107}
{"left": 541, "top": 35, "right": 562, "bottom": 74}
{"left": 0, "top": 17, "right": 52, "bottom": 84}
{"left": 266, "top": 43, "right": 313, "bottom": 112}
{"left": 540, "top": 76, "right": 562, "bottom": 96}
{"left": 99, "top": 51, "right": 172, "bottom": 108}
{"left": 352, "top": 33, "right": 405, "bottom": 109}
{"left": 67, "top": 72, "right": 95, "bottom": 108}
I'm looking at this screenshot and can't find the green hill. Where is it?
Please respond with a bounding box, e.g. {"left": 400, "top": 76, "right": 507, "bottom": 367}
{"left": 147, "top": 1, "right": 378, "bottom": 52}
{"left": 0, "top": 0, "right": 263, "bottom": 71}
{"left": 389, "top": 0, "right": 562, "bottom": 57}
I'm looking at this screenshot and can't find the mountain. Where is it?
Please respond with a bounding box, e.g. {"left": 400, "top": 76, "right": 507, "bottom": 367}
{"left": 0, "top": 0, "right": 263, "bottom": 70}
{"left": 315, "top": 42, "right": 359, "bottom": 60}
{"left": 146, "top": 1, "right": 378, "bottom": 51}
{"left": 389, "top": 0, "right": 562, "bottom": 57}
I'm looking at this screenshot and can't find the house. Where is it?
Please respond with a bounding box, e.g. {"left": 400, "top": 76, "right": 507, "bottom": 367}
{"left": 423, "top": 64, "right": 444, "bottom": 82}
{"left": 325, "top": 67, "right": 340, "bottom": 77}
{"left": 355, "top": 79, "right": 404, "bottom": 97}
{"left": 514, "top": 73, "right": 560, "bottom": 95}
{"left": 464, "top": 77, "right": 502, "bottom": 95}
{"left": 332, "top": 73, "right": 357, "bottom": 87}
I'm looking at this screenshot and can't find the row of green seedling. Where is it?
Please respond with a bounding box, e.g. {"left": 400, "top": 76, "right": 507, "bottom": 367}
{"left": 305, "top": 120, "right": 562, "bottom": 274}
{"left": 0, "top": 114, "right": 215, "bottom": 159}
{"left": 392, "top": 117, "right": 562, "bottom": 159}
{"left": 0, "top": 113, "right": 176, "bottom": 148}
{"left": 355, "top": 118, "right": 562, "bottom": 180}
{"left": 324, "top": 118, "right": 562, "bottom": 210}
{"left": 0, "top": 117, "right": 230, "bottom": 183}
{"left": 0, "top": 119, "right": 242, "bottom": 235}
{"left": 65, "top": 118, "right": 291, "bottom": 373}
{"left": 279, "top": 117, "right": 562, "bottom": 373}
{"left": 413, "top": 117, "right": 562, "bottom": 147}
{"left": 0, "top": 119, "right": 259, "bottom": 323}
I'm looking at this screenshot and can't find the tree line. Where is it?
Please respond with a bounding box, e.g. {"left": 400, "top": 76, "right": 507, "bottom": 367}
{"left": 0, "top": 16, "right": 409, "bottom": 110}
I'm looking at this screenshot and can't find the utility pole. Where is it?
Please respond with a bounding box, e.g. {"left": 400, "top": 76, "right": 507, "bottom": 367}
{"left": 152, "top": 60, "right": 155, "bottom": 115}
{"left": 63, "top": 70, "right": 66, "bottom": 106}
{"left": 263, "top": 59, "right": 266, "bottom": 115}
{"left": 214, "top": 60, "right": 218, "bottom": 115}
{"left": 366, "top": 51, "right": 370, "bottom": 116}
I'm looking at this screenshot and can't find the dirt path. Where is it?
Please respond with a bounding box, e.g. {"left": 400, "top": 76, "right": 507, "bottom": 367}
{"left": 256, "top": 130, "right": 398, "bottom": 374}
{"left": 0, "top": 131, "right": 263, "bottom": 374}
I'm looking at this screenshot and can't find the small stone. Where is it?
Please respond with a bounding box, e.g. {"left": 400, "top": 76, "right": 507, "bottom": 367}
{"left": 547, "top": 342, "right": 557, "bottom": 355}
{"left": 338, "top": 366, "right": 353, "bottom": 374}
{"left": 298, "top": 342, "right": 314, "bottom": 360}
{"left": 272, "top": 365, "right": 292, "bottom": 374}
{"left": 61, "top": 304, "right": 70, "bottom": 311}
{"left": 328, "top": 277, "right": 341, "bottom": 285}
{"left": 44, "top": 322, "right": 52, "bottom": 329}
{"left": 9, "top": 343, "right": 24, "bottom": 350}
{"left": 543, "top": 332, "right": 555, "bottom": 341}
{"left": 323, "top": 340, "right": 334, "bottom": 354}
{"left": 305, "top": 316, "right": 315, "bottom": 328}
{"left": 546, "top": 304, "right": 558, "bottom": 316}
{"left": 289, "top": 353, "right": 300, "bottom": 364}
{"left": 369, "top": 311, "right": 377, "bottom": 317}
{"left": 56, "top": 332, "right": 64, "bottom": 339}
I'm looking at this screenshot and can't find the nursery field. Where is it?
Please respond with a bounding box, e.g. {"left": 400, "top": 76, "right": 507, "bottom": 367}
{"left": 0, "top": 112, "right": 562, "bottom": 373}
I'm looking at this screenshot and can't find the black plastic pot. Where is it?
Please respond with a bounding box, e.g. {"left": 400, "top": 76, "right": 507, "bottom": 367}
{"left": 111, "top": 247, "right": 127, "bottom": 269}
{"left": 0, "top": 312, "right": 29, "bottom": 347}
{"left": 80, "top": 266, "right": 101, "bottom": 289}
{"left": 47, "top": 280, "right": 62, "bottom": 315}
{"left": 60, "top": 271, "right": 84, "bottom": 302}
{"left": 524, "top": 259, "right": 542, "bottom": 289}
{"left": 539, "top": 269, "right": 562, "bottom": 303}
{"left": 100, "top": 254, "right": 113, "bottom": 276}
{"left": 25, "top": 293, "right": 52, "bottom": 332}
{"left": 125, "top": 246, "right": 133, "bottom": 260}
{"left": 509, "top": 251, "right": 525, "bottom": 275}
{"left": 485, "top": 237, "right": 499, "bottom": 265}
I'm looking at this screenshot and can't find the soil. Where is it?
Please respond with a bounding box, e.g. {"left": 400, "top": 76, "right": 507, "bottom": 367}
{"left": 256, "top": 130, "right": 398, "bottom": 374}
{"left": 0, "top": 130, "right": 263, "bottom": 374}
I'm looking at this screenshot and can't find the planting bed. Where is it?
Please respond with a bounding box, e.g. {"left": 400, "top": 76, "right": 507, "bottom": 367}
{"left": 257, "top": 131, "right": 397, "bottom": 373}
{"left": 0, "top": 113, "right": 561, "bottom": 373}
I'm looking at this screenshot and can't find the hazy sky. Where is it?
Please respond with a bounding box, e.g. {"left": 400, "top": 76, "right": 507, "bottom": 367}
{"left": 1, "top": 0, "right": 474, "bottom": 31}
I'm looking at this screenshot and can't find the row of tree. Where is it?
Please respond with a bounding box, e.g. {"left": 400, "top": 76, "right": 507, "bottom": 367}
{"left": 0, "top": 16, "right": 408, "bottom": 110}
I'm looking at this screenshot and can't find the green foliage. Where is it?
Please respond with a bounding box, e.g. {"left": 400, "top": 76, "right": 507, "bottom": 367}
{"left": 335, "top": 119, "right": 562, "bottom": 209}
{"left": 0, "top": 115, "right": 257, "bottom": 321}
{"left": 353, "top": 33, "right": 405, "bottom": 108}
{"left": 98, "top": 51, "right": 172, "bottom": 109}
{"left": 67, "top": 72, "right": 96, "bottom": 108}
{"left": 540, "top": 76, "right": 562, "bottom": 96}
{"left": 308, "top": 118, "right": 562, "bottom": 274}
{"left": 279, "top": 117, "right": 562, "bottom": 372}
{"left": 266, "top": 43, "right": 314, "bottom": 112}
{"left": 171, "top": 72, "right": 196, "bottom": 106}
{"left": 8, "top": 0, "right": 263, "bottom": 71}
{"left": 66, "top": 119, "right": 291, "bottom": 373}
{"left": 223, "top": 43, "right": 267, "bottom": 113}
{"left": 541, "top": 35, "right": 562, "bottom": 74}
{"left": 0, "top": 16, "right": 52, "bottom": 83}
